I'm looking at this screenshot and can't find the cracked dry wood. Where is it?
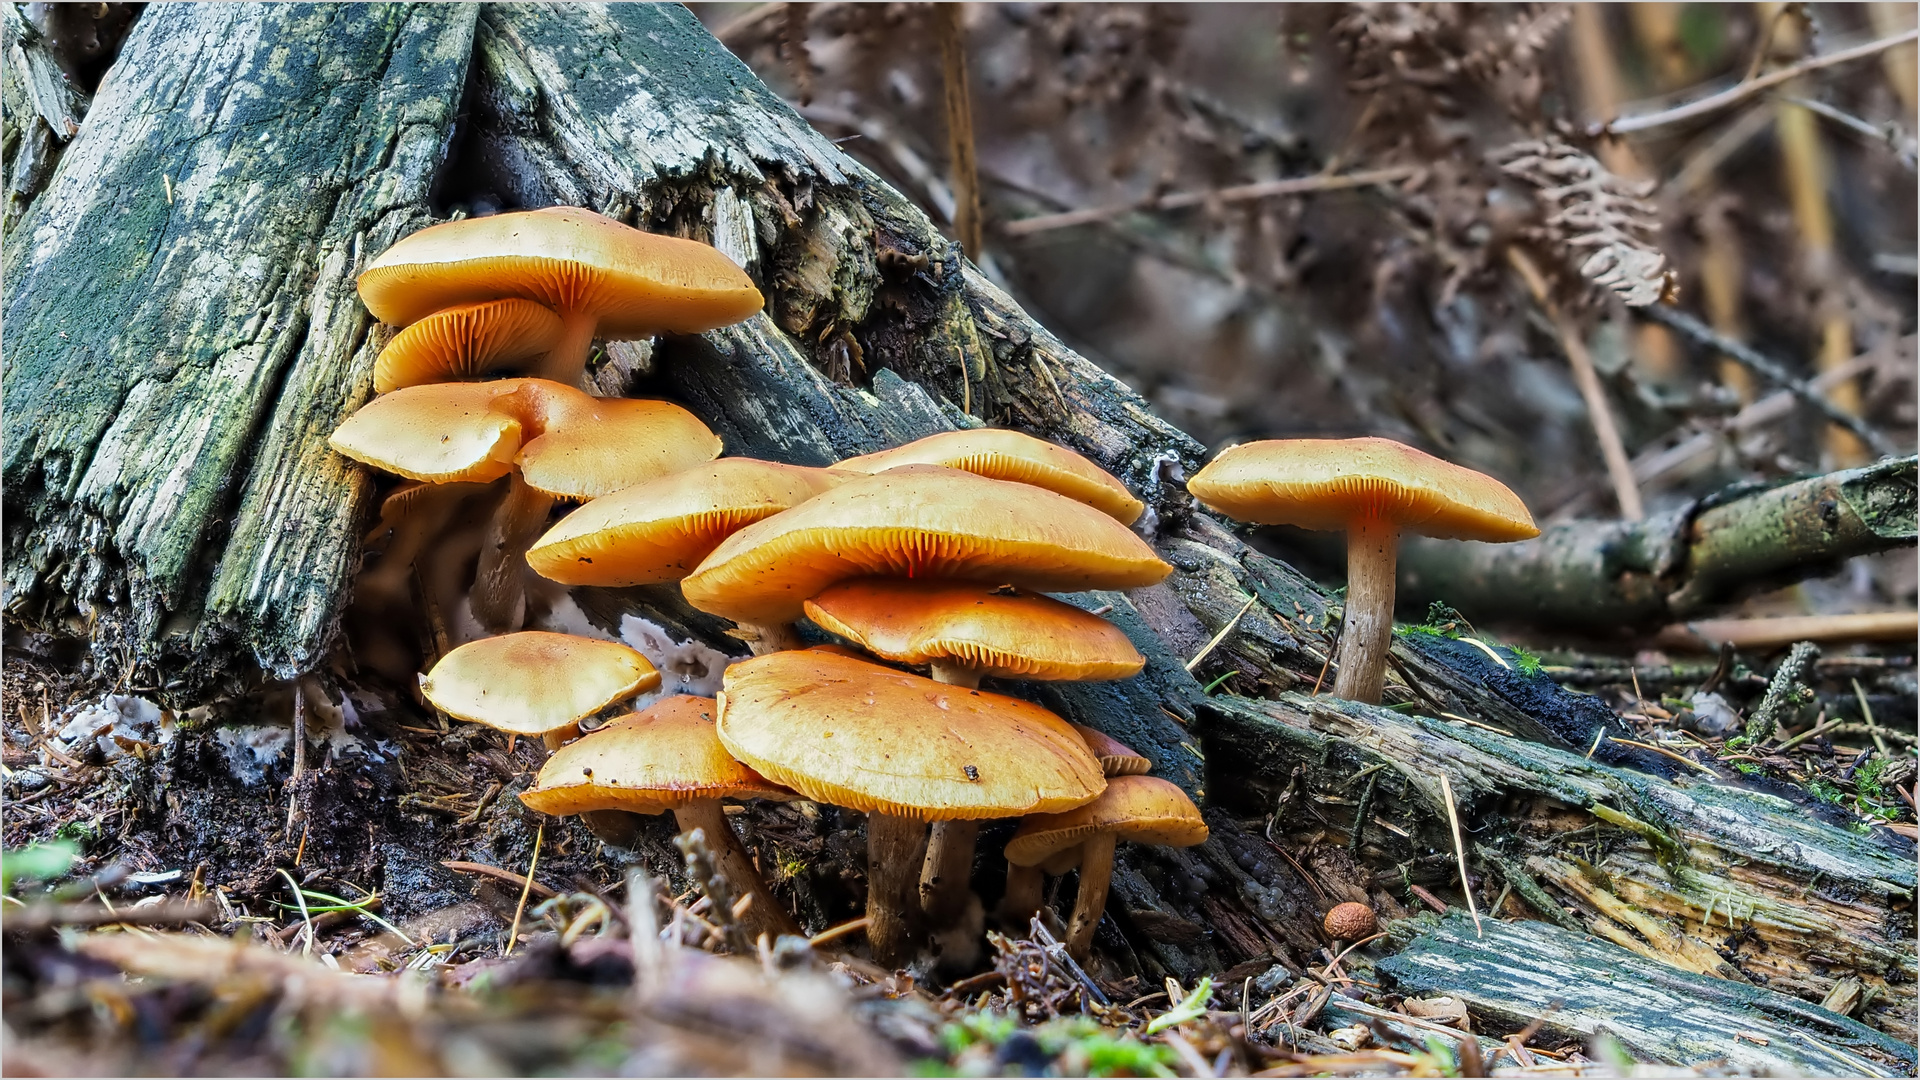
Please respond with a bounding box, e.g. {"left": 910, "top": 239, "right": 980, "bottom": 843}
{"left": 1197, "top": 691, "right": 1918, "bottom": 1045}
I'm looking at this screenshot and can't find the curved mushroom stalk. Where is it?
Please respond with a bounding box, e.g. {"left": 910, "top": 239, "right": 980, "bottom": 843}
{"left": 1064, "top": 832, "right": 1119, "bottom": 961}
{"left": 541, "top": 307, "right": 601, "bottom": 390}
{"left": 472, "top": 472, "right": 555, "bottom": 634}
{"left": 919, "top": 661, "right": 984, "bottom": 926}
{"left": 998, "top": 862, "right": 1045, "bottom": 928}
{"left": 866, "top": 811, "right": 928, "bottom": 967}
{"left": 1330, "top": 515, "right": 1399, "bottom": 704}
{"left": 673, "top": 798, "right": 802, "bottom": 944}
{"left": 737, "top": 621, "right": 803, "bottom": 656}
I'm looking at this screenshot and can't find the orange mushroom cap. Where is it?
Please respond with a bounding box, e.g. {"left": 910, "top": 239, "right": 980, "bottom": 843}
{"left": 836, "top": 429, "right": 1145, "bottom": 524}
{"left": 419, "top": 631, "right": 660, "bottom": 736}
{"left": 526, "top": 459, "right": 849, "bottom": 587}
{"left": 1003, "top": 775, "right": 1208, "bottom": 867}
{"left": 519, "top": 695, "right": 794, "bottom": 816}
{"left": 373, "top": 299, "right": 564, "bottom": 393}
{"left": 683, "top": 465, "right": 1171, "bottom": 626}
{"left": 328, "top": 378, "right": 720, "bottom": 498}
{"left": 1186, "top": 437, "right": 1539, "bottom": 541}
{"left": 358, "top": 207, "right": 763, "bottom": 335}
{"left": 715, "top": 649, "right": 1107, "bottom": 821}
{"left": 1071, "top": 724, "right": 1152, "bottom": 777}
{"left": 803, "top": 579, "right": 1144, "bottom": 681}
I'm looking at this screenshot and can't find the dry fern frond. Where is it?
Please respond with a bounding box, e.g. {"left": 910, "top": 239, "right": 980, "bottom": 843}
{"left": 1492, "top": 137, "right": 1678, "bottom": 306}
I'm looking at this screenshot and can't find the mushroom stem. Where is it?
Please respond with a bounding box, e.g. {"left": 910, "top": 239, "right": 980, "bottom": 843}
{"left": 739, "top": 622, "right": 803, "bottom": 655}
{"left": 1331, "top": 515, "right": 1400, "bottom": 705}
{"left": 672, "top": 798, "right": 802, "bottom": 943}
{"left": 927, "top": 660, "right": 983, "bottom": 689}
{"left": 919, "top": 660, "right": 985, "bottom": 928}
{"left": 999, "top": 862, "right": 1044, "bottom": 927}
{"left": 578, "top": 809, "right": 645, "bottom": 848}
{"left": 472, "top": 472, "right": 554, "bottom": 634}
{"left": 919, "top": 820, "right": 980, "bottom": 923}
{"left": 865, "top": 811, "right": 928, "bottom": 968}
{"left": 539, "top": 307, "right": 600, "bottom": 390}
{"left": 1064, "top": 831, "right": 1118, "bottom": 962}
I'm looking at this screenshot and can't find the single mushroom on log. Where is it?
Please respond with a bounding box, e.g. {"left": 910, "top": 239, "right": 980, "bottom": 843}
{"left": 417, "top": 631, "right": 659, "bottom": 748}
{"left": 518, "top": 694, "right": 802, "bottom": 944}
{"left": 357, "top": 206, "right": 765, "bottom": 390}
{"left": 803, "top": 578, "right": 1144, "bottom": 929}
{"left": 681, "top": 465, "right": 1170, "bottom": 651}
{"left": 715, "top": 648, "right": 1107, "bottom": 969}
{"left": 1187, "top": 437, "right": 1538, "bottom": 704}
{"left": 328, "top": 377, "right": 722, "bottom": 632}
{"left": 1003, "top": 774, "right": 1209, "bottom": 961}
{"left": 834, "top": 428, "right": 1146, "bottom": 524}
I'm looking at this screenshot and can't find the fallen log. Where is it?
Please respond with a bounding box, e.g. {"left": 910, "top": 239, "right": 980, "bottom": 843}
{"left": 1196, "top": 691, "right": 1919, "bottom": 1045}
{"left": 1381, "top": 911, "right": 1916, "bottom": 1076}
{"left": 1397, "top": 456, "right": 1918, "bottom": 632}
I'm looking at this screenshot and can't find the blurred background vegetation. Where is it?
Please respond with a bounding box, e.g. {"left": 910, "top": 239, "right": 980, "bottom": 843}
{"left": 695, "top": 1, "right": 1917, "bottom": 627}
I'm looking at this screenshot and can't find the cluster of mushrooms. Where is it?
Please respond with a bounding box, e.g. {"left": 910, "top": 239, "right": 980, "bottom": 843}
{"left": 328, "top": 206, "right": 1540, "bottom": 970}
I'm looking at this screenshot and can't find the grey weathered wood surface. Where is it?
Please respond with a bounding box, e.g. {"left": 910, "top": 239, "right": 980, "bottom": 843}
{"left": 4, "top": 3, "right": 477, "bottom": 682}
{"left": 5, "top": 3, "right": 1913, "bottom": 1048}
{"left": 1380, "top": 912, "right": 1917, "bottom": 1076}
{"left": 1398, "top": 456, "right": 1918, "bottom": 631}
{"left": 1197, "top": 690, "right": 1918, "bottom": 1044}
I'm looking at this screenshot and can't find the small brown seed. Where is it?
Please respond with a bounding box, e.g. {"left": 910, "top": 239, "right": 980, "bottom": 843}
{"left": 1323, "top": 901, "right": 1378, "bottom": 941}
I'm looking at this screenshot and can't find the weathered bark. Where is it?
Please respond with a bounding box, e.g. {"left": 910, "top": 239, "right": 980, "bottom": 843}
{"left": 4, "top": 3, "right": 477, "bottom": 684}
{"left": 5, "top": 4, "right": 1911, "bottom": 1047}
{"left": 1399, "top": 456, "right": 1918, "bottom": 631}
{"left": 1382, "top": 913, "right": 1916, "bottom": 1076}
{"left": 0, "top": 3, "right": 88, "bottom": 236}
{"left": 1197, "top": 692, "right": 1919, "bottom": 1044}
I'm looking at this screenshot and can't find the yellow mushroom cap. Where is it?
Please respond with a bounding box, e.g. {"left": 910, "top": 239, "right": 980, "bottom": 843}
{"left": 683, "top": 466, "right": 1172, "bottom": 626}
{"left": 373, "top": 299, "right": 563, "bottom": 393}
{"left": 526, "top": 459, "right": 849, "bottom": 587}
{"left": 1071, "top": 724, "right": 1152, "bottom": 777}
{"left": 519, "top": 695, "right": 793, "bottom": 816}
{"left": 358, "top": 206, "right": 764, "bottom": 335}
{"left": 715, "top": 649, "right": 1107, "bottom": 821}
{"left": 804, "top": 579, "right": 1144, "bottom": 681}
{"left": 328, "top": 381, "right": 523, "bottom": 485}
{"left": 1186, "top": 437, "right": 1539, "bottom": 541}
{"left": 1003, "top": 775, "right": 1208, "bottom": 867}
{"left": 419, "top": 631, "right": 660, "bottom": 736}
{"left": 837, "top": 429, "right": 1145, "bottom": 524}
{"left": 329, "top": 378, "right": 720, "bottom": 498}
{"left": 499, "top": 381, "right": 722, "bottom": 500}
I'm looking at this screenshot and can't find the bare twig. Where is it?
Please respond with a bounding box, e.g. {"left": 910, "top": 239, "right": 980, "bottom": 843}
{"left": 936, "top": 4, "right": 982, "bottom": 258}
{"left": 1601, "top": 29, "right": 1920, "bottom": 135}
{"left": 504, "top": 824, "right": 544, "bottom": 957}
{"left": 1509, "top": 248, "right": 1644, "bottom": 520}
{"left": 1003, "top": 166, "right": 1419, "bottom": 236}
{"left": 1779, "top": 94, "right": 1917, "bottom": 169}
{"left": 1434, "top": 772, "right": 1482, "bottom": 938}
{"left": 4, "top": 900, "right": 215, "bottom": 933}
{"left": 441, "top": 859, "right": 559, "bottom": 900}
{"left": 1635, "top": 306, "right": 1898, "bottom": 459}
{"left": 1187, "top": 595, "right": 1259, "bottom": 673}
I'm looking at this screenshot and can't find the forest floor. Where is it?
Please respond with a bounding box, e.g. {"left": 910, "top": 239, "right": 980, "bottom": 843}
{"left": 4, "top": 598, "right": 1913, "bottom": 1077}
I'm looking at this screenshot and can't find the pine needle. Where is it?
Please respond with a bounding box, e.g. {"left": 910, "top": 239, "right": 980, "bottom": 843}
{"left": 505, "top": 823, "right": 544, "bottom": 957}
{"left": 1435, "top": 772, "right": 1483, "bottom": 938}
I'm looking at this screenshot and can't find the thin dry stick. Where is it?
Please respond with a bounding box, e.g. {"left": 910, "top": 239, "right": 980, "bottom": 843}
{"left": 1004, "top": 166, "right": 1420, "bottom": 236}
{"left": 808, "top": 916, "right": 871, "bottom": 948}
{"left": 936, "top": 3, "right": 982, "bottom": 259}
{"left": 1187, "top": 595, "right": 1259, "bottom": 673}
{"left": 1634, "top": 306, "right": 1897, "bottom": 458}
{"left": 1434, "top": 772, "right": 1483, "bottom": 938}
{"left": 1852, "top": 678, "right": 1892, "bottom": 756}
{"left": 1510, "top": 248, "right": 1644, "bottom": 521}
{"left": 1601, "top": 29, "right": 1920, "bottom": 135}
{"left": 504, "top": 823, "right": 544, "bottom": 957}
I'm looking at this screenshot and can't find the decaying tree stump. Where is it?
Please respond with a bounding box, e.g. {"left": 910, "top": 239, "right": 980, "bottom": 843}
{"left": 4, "top": 4, "right": 1912, "bottom": 1064}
